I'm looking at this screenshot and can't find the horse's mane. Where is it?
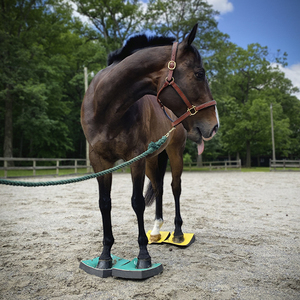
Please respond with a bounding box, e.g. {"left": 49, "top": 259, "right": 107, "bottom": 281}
{"left": 107, "top": 34, "right": 176, "bottom": 66}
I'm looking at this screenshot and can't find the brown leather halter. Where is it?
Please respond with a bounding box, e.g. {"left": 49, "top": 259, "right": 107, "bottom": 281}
{"left": 157, "top": 42, "right": 217, "bottom": 127}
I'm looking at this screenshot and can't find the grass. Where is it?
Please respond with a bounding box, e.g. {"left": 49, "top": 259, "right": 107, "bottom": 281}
{"left": 1, "top": 166, "right": 299, "bottom": 179}
{"left": 0, "top": 168, "right": 90, "bottom": 178}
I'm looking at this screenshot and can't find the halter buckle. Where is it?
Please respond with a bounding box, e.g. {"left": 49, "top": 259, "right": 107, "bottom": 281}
{"left": 187, "top": 105, "right": 198, "bottom": 116}
{"left": 168, "top": 60, "right": 176, "bottom": 70}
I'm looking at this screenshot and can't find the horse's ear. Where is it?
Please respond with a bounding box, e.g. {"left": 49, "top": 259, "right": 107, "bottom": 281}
{"left": 183, "top": 23, "right": 198, "bottom": 46}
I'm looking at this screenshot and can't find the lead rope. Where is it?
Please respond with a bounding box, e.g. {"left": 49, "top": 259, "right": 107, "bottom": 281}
{"left": 0, "top": 129, "right": 175, "bottom": 187}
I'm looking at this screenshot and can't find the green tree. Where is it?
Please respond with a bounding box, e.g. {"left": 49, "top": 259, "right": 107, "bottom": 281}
{"left": 211, "top": 44, "right": 299, "bottom": 166}
{"left": 145, "top": 0, "right": 228, "bottom": 56}
{"left": 73, "top": 0, "right": 144, "bottom": 52}
{"left": 0, "top": 0, "right": 105, "bottom": 158}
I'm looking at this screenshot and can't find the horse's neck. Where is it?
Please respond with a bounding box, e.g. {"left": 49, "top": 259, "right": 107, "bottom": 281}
{"left": 94, "top": 46, "right": 171, "bottom": 121}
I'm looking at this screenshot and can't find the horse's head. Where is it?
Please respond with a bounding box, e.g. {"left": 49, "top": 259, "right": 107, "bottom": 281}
{"left": 157, "top": 24, "right": 219, "bottom": 154}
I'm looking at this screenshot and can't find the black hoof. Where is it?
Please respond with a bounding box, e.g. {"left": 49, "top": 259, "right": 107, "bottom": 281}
{"left": 173, "top": 235, "right": 184, "bottom": 243}
{"left": 137, "top": 258, "right": 152, "bottom": 269}
{"left": 97, "top": 259, "right": 112, "bottom": 269}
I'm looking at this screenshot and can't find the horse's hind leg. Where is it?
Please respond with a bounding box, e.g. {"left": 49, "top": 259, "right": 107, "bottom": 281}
{"left": 90, "top": 152, "right": 114, "bottom": 269}
{"left": 145, "top": 151, "right": 168, "bottom": 241}
{"left": 131, "top": 159, "right": 151, "bottom": 269}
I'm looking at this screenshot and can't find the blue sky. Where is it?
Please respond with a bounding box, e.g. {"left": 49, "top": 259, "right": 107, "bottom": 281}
{"left": 208, "top": 0, "right": 300, "bottom": 98}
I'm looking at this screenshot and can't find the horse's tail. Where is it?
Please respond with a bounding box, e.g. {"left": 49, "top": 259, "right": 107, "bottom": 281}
{"left": 144, "top": 150, "right": 168, "bottom": 207}
{"left": 145, "top": 181, "right": 156, "bottom": 207}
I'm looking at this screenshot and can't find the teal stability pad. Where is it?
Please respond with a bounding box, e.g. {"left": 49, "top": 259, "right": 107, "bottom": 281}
{"left": 79, "top": 255, "right": 130, "bottom": 278}
{"left": 112, "top": 258, "right": 163, "bottom": 279}
{"left": 79, "top": 255, "right": 163, "bottom": 279}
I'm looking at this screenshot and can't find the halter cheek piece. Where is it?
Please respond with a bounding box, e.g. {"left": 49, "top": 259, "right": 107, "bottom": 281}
{"left": 156, "top": 42, "right": 217, "bottom": 127}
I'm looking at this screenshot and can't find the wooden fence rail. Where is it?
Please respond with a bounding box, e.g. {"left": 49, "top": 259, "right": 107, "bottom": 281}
{"left": 270, "top": 159, "right": 300, "bottom": 170}
{"left": 0, "top": 157, "right": 92, "bottom": 178}
{"left": 1, "top": 157, "right": 243, "bottom": 178}
{"left": 184, "top": 159, "right": 242, "bottom": 171}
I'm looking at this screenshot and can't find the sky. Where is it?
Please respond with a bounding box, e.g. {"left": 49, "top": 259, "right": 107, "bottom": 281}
{"left": 207, "top": 0, "right": 300, "bottom": 99}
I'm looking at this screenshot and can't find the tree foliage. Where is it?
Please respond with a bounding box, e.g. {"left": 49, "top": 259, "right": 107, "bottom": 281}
{"left": 1, "top": 0, "right": 299, "bottom": 166}
{"left": 73, "top": 0, "right": 144, "bottom": 51}
{"left": 0, "top": 0, "right": 105, "bottom": 158}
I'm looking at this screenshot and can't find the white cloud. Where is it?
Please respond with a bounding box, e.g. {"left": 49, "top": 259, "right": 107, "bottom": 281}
{"left": 275, "top": 63, "right": 300, "bottom": 100}
{"left": 207, "top": 0, "right": 234, "bottom": 14}
{"left": 66, "top": 1, "right": 92, "bottom": 25}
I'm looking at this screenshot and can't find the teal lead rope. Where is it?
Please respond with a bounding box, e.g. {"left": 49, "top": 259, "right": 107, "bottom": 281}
{"left": 0, "top": 135, "right": 168, "bottom": 187}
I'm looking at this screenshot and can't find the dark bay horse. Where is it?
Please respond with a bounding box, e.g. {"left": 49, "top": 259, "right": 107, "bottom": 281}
{"left": 81, "top": 24, "right": 219, "bottom": 270}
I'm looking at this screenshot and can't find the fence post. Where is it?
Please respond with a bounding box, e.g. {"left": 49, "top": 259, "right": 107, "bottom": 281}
{"left": 225, "top": 161, "right": 227, "bottom": 170}
{"left": 239, "top": 159, "right": 241, "bottom": 170}
{"left": 33, "top": 160, "right": 36, "bottom": 176}
{"left": 209, "top": 162, "right": 212, "bottom": 171}
{"left": 4, "top": 160, "right": 7, "bottom": 178}
{"left": 75, "top": 159, "right": 78, "bottom": 174}
{"left": 283, "top": 159, "right": 286, "bottom": 170}
{"left": 56, "top": 160, "right": 59, "bottom": 176}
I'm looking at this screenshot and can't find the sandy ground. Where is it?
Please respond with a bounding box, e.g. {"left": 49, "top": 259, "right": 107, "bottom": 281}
{"left": 0, "top": 171, "right": 299, "bottom": 300}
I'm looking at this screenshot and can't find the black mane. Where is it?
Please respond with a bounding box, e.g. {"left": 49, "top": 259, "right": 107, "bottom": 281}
{"left": 107, "top": 34, "right": 176, "bottom": 66}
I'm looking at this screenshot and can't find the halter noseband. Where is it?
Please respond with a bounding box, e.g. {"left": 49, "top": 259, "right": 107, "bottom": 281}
{"left": 156, "top": 42, "right": 217, "bottom": 127}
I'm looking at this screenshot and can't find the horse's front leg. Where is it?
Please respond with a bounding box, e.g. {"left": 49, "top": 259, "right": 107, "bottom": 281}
{"left": 90, "top": 151, "right": 114, "bottom": 269}
{"left": 131, "top": 159, "right": 151, "bottom": 269}
{"left": 96, "top": 171, "right": 114, "bottom": 269}
{"left": 167, "top": 150, "right": 184, "bottom": 243}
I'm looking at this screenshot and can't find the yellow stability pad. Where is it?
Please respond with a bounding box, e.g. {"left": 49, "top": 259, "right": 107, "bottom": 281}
{"left": 146, "top": 231, "right": 170, "bottom": 244}
{"left": 163, "top": 232, "right": 195, "bottom": 247}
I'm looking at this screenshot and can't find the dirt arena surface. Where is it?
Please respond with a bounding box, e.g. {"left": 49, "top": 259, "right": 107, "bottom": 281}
{"left": 0, "top": 171, "right": 299, "bottom": 299}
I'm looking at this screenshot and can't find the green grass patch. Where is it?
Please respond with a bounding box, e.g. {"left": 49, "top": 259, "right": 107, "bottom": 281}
{"left": 0, "top": 168, "right": 90, "bottom": 178}
{"left": 2, "top": 166, "right": 299, "bottom": 178}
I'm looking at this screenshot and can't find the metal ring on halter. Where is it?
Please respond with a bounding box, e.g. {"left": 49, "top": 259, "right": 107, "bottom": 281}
{"left": 165, "top": 77, "right": 174, "bottom": 84}
{"left": 168, "top": 61, "right": 176, "bottom": 70}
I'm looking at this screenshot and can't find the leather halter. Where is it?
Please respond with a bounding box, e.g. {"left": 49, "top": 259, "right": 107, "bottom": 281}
{"left": 156, "top": 42, "right": 217, "bottom": 127}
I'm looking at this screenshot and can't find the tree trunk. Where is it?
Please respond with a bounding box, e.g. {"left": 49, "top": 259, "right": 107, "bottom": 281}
{"left": 246, "top": 140, "right": 251, "bottom": 167}
{"left": 3, "top": 88, "right": 14, "bottom": 166}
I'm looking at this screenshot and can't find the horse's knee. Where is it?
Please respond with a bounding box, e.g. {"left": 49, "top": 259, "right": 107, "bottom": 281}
{"left": 131, "top": 195, "right": 145, "bottom": 214}
{"left": 99, "top": 197, "right": 111, "bottom": 213}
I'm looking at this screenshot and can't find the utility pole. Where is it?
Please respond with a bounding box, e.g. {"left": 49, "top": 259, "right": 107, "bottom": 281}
{"left": 270, "top": 103, "right": 276, "bottom": 162}
{"left": 84, "top": 67, "right": 90, "bottom": 172}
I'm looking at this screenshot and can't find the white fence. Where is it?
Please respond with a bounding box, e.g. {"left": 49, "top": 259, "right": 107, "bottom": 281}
{"left": 185, "top": 159, "right": 242, "bottom": 171}
{"left": 1, "top": 157, "right": 243, "bottom": 178}
{"left": 0, "top": 157, "right": 91, "bottom": 178}
{"left": 270, "top": 159, "right": 300, "bottom": 170}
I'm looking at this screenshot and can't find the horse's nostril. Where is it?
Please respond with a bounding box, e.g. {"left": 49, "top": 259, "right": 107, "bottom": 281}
{"left": 213, "top": 124, "right": 218, "bottom": 134}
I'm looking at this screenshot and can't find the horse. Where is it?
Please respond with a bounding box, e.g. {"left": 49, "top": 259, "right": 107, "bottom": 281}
{"left": 81, "top": 24, "right": 219, "bottom": 270}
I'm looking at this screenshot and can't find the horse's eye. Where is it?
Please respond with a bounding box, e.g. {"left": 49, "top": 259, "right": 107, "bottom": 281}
{"left": 195, "top": 70, "right": 205, "bottom": 80}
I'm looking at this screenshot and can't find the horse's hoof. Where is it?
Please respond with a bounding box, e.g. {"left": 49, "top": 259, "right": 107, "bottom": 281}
{"left": 172, "top": 235, "right": 184, "bottom": 243}
{"left": 97, "top": 259, "right": 112, "bottom": 269}
{"left": 150, "top": 234, "right": 161, "bottom": 242}
{"left": 137, "top": 258, "right": 152, "bottom": 269}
